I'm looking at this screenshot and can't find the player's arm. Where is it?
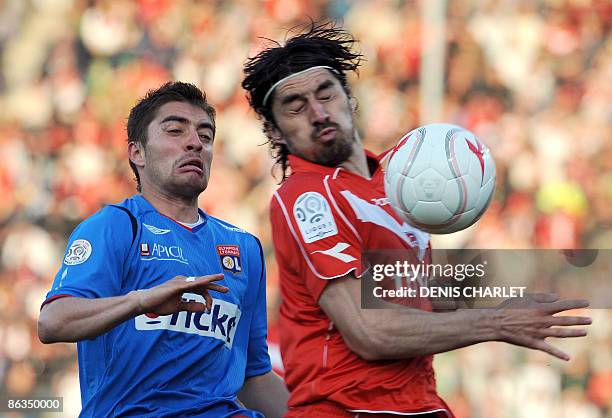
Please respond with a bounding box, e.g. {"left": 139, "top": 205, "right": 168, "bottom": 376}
{"left": 319, "top": 275, "right": 591, "bottom": 361}
{"left": 38, "top": 274, "right": 228, "bottom": 343}
{"left": 238, "top": 371, "right": 288, "bottom": 418}
{"left": 237, "top": 237, "right": 288, "bottom": 417}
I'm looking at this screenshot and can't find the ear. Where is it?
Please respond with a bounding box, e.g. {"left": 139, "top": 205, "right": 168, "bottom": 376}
{"left": 264, "top": 121, "right": 285, "bottom": 145}
{"left": 128, "top": 142, "right": 145, "bottom": 168}
{"left": 349, "top": 96, "right": 358, "bottom": 113}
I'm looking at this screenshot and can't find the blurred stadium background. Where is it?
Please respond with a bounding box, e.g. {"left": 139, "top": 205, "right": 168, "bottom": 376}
{"left": 0, "top": 0, "right": 610, "bottom": 417}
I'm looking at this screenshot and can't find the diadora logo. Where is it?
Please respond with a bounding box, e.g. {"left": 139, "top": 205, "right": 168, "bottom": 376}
{"left": 140, "top": 242, "right": 189, "bottom": 264}
{"left": 406, "top": 233, "right": 418, "bottom": 248}
{"left": 370, "top": 197, "right": 390, "bottom": 206}
{"left": 312, "top": 242, "right": 356, "bottom": 263}
{"left": 135, "top": 293, "right": 241, "bottom": 348}
{"left": 217, "top": 245, "right": 242, "bottom": 274}
{"left": 143, "top": 223, "right": 171, "bottom": 235}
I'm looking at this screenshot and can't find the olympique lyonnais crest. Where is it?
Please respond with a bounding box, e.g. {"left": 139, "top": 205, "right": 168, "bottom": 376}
{"left": 217, "top": 245, "right": 242, "bottom": 274}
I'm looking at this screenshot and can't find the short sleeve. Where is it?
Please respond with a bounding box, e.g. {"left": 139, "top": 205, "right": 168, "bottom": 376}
{"left": 43, "top": 206, "right": 133, "bottom": 304}
{"left": 245, "top": 238, "right": 272, "bottom": 378}
{"left": 270, "top": 185, "right": 362, "bottom": 302}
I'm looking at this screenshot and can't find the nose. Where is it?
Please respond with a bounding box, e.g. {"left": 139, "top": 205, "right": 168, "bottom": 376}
{"left": 185, "top": 128, "right": 203, "bottom": 152}
{"left": 309, "top": 99, "right": 329, "bottom": 124}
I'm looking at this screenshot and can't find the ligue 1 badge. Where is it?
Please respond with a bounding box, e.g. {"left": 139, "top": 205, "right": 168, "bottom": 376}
{"left": 217, "top": 245, "right": 242, "bottom": 274}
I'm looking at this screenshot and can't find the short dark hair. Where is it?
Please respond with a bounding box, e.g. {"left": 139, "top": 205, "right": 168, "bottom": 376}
{"left": 126, "top": 81, "right": 216, "bottom": 192}
{"left": 242, "top": 22, "right": 363, "bottom": 180}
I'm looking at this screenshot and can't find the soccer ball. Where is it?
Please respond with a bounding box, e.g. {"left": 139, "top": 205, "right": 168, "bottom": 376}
{"left": 384, "top": 123, "right": 496, "bottom": 234}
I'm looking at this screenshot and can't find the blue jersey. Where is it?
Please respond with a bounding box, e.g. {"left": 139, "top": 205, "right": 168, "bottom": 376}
{"left": 44, "top": 195, "right": 271, "bottom": 417}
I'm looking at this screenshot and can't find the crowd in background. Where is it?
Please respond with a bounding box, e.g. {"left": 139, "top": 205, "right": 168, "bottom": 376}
{"left": 0, "top": 0, "right": 609, "bottom": 416}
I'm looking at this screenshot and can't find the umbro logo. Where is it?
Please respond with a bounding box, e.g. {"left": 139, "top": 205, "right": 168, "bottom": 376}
{"left": 143, "top": 223, "right": 171, "bottom": 235}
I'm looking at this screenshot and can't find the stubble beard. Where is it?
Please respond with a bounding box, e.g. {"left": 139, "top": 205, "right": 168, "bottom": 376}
{"left": 285, "top": 121, "right": 356, "bottom": 167}
{"left": 313, "top": 131, "right": 354, "bottom": 167}
{"left": 172, "top": 164, "right": 209, "bottom": 200}
{"left": 147, "top": 161, "right": 208, "bottom": 201}
{"left": 170, "top": 176, "right": 207, "bottom": 200}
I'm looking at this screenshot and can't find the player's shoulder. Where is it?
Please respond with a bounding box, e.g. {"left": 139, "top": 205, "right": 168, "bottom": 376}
{"left": 106, "top": 194, "right": 155, "bottom": 218}
{"left": 63, "top": 197, "right": 144, "bottom": 257}
{"left": 280, "top": 169, "right": 330, "bottom": 190}
{"left": 207, "top": 215, "right": 261, "bottom": 246}
{"left": 75, "top": 195, "right": 145, "bottom": 233}
{"left": 207, "top": 214, "right": 248, "bottom": 234}
{"left": 272, "top": 171, "right": 332, "bottom": 207}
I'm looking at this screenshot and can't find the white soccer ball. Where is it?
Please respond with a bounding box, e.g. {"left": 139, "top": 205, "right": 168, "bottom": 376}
{"left": 384, "top": 123, "right": 496, "bottom": 234}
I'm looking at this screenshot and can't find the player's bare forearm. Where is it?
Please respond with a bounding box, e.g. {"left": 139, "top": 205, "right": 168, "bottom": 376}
{"left": 238, "top": 371, "right": 288, "bottom": 418}
{"left": 38, "top": 293, "right": 142, "bottom": 343}
{"left": 323, "top": 286, "right": 496, "bottom": 359}
{"left": 319, "top": 276, "right": 591, "bottom": 361}
{"left": 38, "top": 274, "right": 228, "bottom": 343}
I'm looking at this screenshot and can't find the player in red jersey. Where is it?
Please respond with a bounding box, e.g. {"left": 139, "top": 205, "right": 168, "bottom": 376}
{"left": 242, "top": 23, "right": 591, "bottom": 418}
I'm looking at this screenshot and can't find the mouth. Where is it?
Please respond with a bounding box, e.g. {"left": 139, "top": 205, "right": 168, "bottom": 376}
{"left": 315, "top": 127, "right": 337, "bottom": 143}
{"left": 177, "top": 158, "right": 204, "bottom": 175}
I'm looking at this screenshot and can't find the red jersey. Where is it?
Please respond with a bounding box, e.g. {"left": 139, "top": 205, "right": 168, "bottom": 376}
{"left": 270, "top": 151, "right": 453, "bottom": 416}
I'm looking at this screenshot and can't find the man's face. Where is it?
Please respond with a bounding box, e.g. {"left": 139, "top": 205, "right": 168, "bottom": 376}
{"left": 136, "top": 101, "right": 215, "bottom": 199}
{"left": 269, "top": 68, "right": 356, "bottom": 166}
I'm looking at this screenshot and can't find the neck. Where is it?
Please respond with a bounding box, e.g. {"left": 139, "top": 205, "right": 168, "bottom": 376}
{"left": 140, "top": 183, "right": 200, "bottom": 223}
{"left": 339, "top": 135, "right": 371, "bottom": 178}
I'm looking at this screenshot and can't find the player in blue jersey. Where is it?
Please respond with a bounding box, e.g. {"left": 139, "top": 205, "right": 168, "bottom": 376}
{"left": 38, "top": 81, "right": 289, "bottom": 418}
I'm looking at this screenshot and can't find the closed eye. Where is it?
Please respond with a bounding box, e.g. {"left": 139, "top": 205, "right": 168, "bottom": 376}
{"left": 315, "top": 80, "right": 337, "bottom": 101}
{"left": 289, "top": 104, "right": 305, "bottom": 114}
{"left": 316, "top": 89, "right": 334, "bottom": 102}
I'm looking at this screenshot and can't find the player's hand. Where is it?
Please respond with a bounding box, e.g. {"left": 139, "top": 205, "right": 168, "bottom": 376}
{"left": 130, "top": 274, "right": 229, "bottom": 316}
{"left": 494, "top": 293, "right": 591, "bottom": 361}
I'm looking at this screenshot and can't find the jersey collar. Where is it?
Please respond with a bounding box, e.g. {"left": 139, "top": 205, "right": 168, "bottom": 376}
{"left": 134, "top": 194, "right": 208, "bottom": 232}
{"left": 287, "top": 149, "right": 382, "bottom": 177}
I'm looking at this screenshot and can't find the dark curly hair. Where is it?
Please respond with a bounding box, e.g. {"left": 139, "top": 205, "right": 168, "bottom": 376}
{"left": 242, "top": 22, "right": 363, "bottom": 181}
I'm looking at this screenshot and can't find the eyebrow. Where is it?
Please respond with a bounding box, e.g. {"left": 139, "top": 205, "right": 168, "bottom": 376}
{"left": 160, "top": 115, "right": 214, "bottom": 132}
{"left": 279, "top": 79, "right": 336, "bottom": 106}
